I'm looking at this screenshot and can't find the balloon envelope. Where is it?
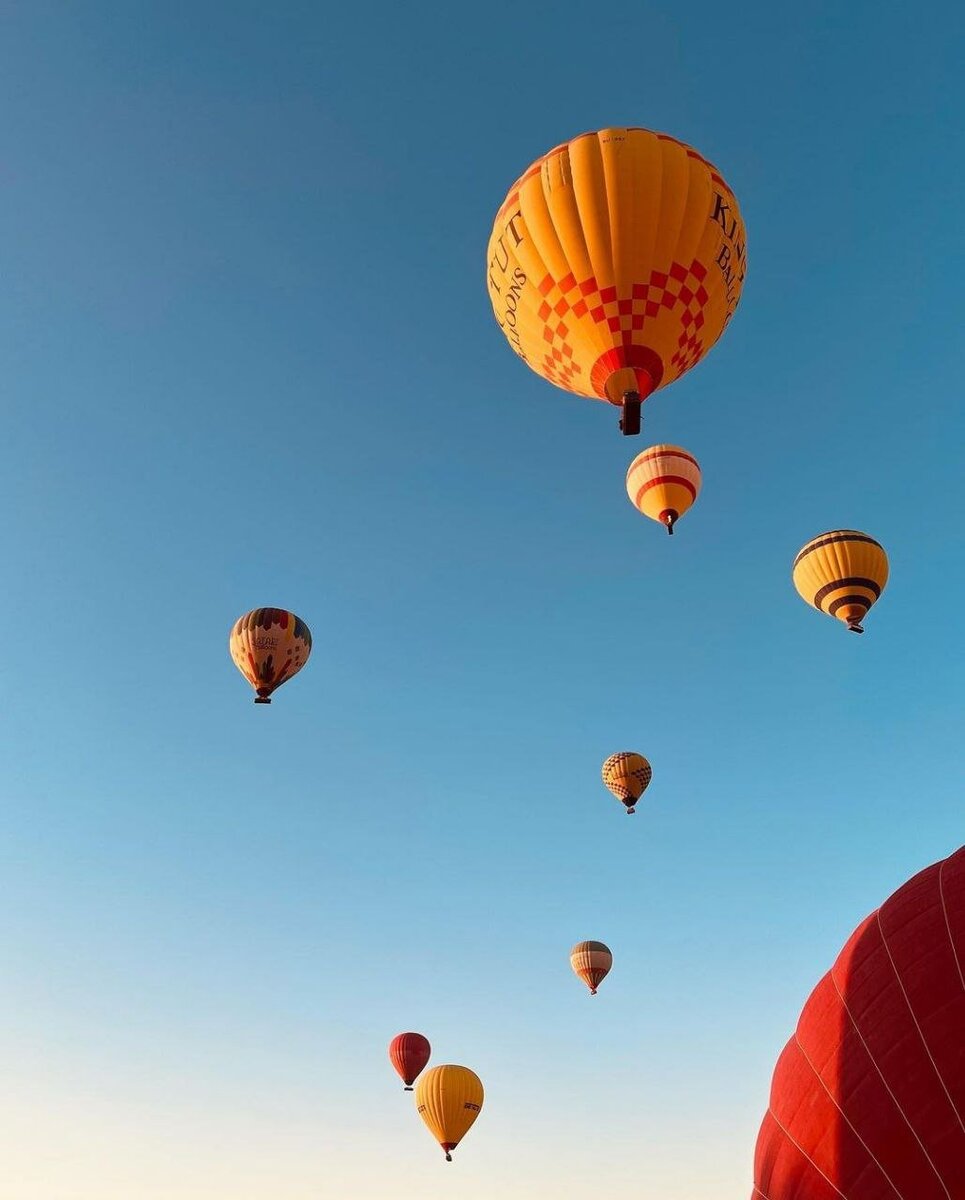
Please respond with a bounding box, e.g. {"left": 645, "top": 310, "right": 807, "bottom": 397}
{"left": 792, "top": 530, "right": 888, "bottom": 633}
{"left": 229, "top": 608, "right": 312, "bottom": 702}
{"left": 751, "top": 845, "right": 965, "bottom": 1200}
{"left": 389, "top": 1032, "right": 431, "bottom": 1090}
{"left": 602, "top": 752, "right": 652, "bottom": 813}
{"left": 626, "top": 444, "right": 702, "bottom": 533}
{"left": 415, "top": 1065, "right": 484, "bottom": 1161}
{"left": 570, "top": 940, "right": 613, "bottom": 995}
{"left": 487, "top": 127, "right": 746, "bottom": 425}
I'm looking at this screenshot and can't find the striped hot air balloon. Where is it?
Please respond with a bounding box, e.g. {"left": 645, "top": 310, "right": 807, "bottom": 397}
{"left": 415, "top": 1065, "right": 484, "bottom": 1162}
{"left": 570, "top": 940, "right": 613, "bottom": 995}
{"left": 751, "top": 845, "right": 965, "bottom": 1200}
{"left": 229, "top": 608, "right": 312, "bottom": 703}
{"left": 792, "top": 531, "right": 888, "bottom": 634}
{"left": 602, "top": 752, "right": 652, "bottom": 814}
{"left": 389, "top": 1032, "right": 431, "bottom": 1091}
{"left": 487, "top": 127, "right": 747, "bottom": 435}
{"left": 626, "top": 444, "right": 702, "bottom": 534}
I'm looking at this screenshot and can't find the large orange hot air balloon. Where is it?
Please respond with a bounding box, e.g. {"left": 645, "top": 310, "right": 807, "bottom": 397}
{"left": 792, "top": 530, "right": 889, "bottom": 634}
{"left": 626, "top": 444, "right": 702, "bottom": 534}
{"left": 570, "top": 940, "right": 612, "bottom": 995}
{"left": 602, "top": 752, "right": 652, "bottom": 814}
{"left": 229, "top": 608, "right": 312, "bottom": 703}
{"left": 415, "top": 1065, "right": 484, "bottom": 1162}
{"left": 751, "top": 845, "right": 965, "bottom": 1200}
{"left": 487, "top": 127, "right": 747, "bottom": 434}
{"left": 389, "top": 1032, "right": 430, "bottom": 1091}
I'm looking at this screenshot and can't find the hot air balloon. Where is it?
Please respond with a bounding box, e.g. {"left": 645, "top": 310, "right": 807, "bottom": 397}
{"left": 602, "top": 752, "right": 652, "bottom": 814}
{"left": 792, "top": 530, "right": 889, "bottom": 634}
{"left": 229, "top": 607, "right": 312, "bottom": 703}
{"left": 570, "top": 940, "right": 612, "bottom": 995}
{"left": 487, "top": 127, "right": 747, "bottom": 435}
{"left": 415, "top": 1065, "right": 484, "bottom": 1162}
{"left": 751, "top": 844, "right": 965, "bottom": 1200}
{"left": 627, "top": 444, "right": 702, "bottom": 534}
{"left": 389, "top": 1032, "right": 431, "bottom": 1091}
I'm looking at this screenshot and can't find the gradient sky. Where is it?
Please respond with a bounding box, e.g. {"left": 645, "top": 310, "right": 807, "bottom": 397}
{"left": 0, "top": 3, "right": 962, "bottom": 1198}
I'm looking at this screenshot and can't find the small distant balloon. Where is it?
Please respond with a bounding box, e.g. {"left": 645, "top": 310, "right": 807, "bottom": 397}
{"left": 626, "top": 445, "right": 702, "bottom": 534}
{"left": 602, "top": 752, "right": 652, "bottom": 814}
{"left": 229, "top": 608, "right": 312, "bottom": 703}
{"left": 792, "top": 531, "right": 888, "bottom": 634}
{"left": 415, "top": 1065, "right": 484, "bottom": 1162}
{"left": 389, "top": 1032, "right": 431, "bottom": 1091}
{"left": 570, "top": 940, "right": 612, "bottom": 995}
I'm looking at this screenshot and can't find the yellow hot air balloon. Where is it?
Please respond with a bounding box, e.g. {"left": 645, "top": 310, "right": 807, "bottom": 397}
{"left": 602, "top": 752, "right": 652, "bottom": 814}
{"left": 415, "top": 1065, "right": 484, "bottom": 1162}
{"left": 487, "top": 127, "right": 747, "bottom": 435}
{"left": 229, "top": 607, "right": 312, "bottom": 703}
{"left": 626, "top": 444, "right": 702, "bottom": 534}
{"left": 792, "top": 531, "right": 889, "bottom": 634}
{"left": 570, "top": 940, "right": 613, "bottom": 995}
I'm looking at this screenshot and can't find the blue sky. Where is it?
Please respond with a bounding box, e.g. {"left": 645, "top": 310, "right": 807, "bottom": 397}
{"left": 0, "top": 3, "right": 962, "bottom": 1197}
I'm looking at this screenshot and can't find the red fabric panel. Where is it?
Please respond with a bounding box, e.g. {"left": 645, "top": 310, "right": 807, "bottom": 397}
{"left": 751, "top": 845, "right": 965, "bottom": 1200}
{"left": 389, "top": 1032, "right": 431, "bottom": 1087}
{"left": 753, "top": 1106, "right": 846, "bottom": 1200}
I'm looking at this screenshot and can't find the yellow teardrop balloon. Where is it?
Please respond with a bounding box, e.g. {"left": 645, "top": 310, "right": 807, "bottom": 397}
{"left": 792, "top": 531, "right": 889, "bottom": 634}
{"left": 626, "top": 444, "right": 702, "bottom": 534}
{"left": 487, "top": 127, "right": 747, "bottom": 433}
{"left": 415, "top": 1065, "right": 484, "bottom": 1161}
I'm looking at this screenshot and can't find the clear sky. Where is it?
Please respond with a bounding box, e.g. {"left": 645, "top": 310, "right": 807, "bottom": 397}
{"left": 0, "top": 3, "right": 962, "bottom": 1198}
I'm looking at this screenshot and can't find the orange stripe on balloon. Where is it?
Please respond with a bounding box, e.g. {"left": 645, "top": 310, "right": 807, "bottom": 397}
{"left": 634, "top": 475, "right": 697, "bottom": 505}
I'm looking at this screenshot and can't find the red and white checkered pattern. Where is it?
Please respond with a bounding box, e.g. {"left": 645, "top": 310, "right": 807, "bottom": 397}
{"left": 535, "top": 258, "right": 711, "bottom": 394}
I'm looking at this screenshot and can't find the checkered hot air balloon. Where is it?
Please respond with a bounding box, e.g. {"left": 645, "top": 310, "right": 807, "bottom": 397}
{"left": 602, "top": 752, "right": 652, "bottom": 814}
{"left": 228, "top": 607, "right": 312, "bottom": 703}
{"left": 487, "top": 127, "right": 747, "bottom": 435}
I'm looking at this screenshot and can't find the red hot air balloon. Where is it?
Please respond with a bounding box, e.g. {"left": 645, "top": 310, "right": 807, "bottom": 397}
{"left": 751, "top": 844, "right": 965, "bottom": 1200}
{"left": 388, "top": 1032, "right": 431, "bottom": 1091}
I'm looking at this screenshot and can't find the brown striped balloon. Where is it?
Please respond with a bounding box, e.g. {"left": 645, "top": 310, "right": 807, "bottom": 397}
{"left": 570, "top": 940, "right": 613, "bottom": 995}
{"left": 791, "top": 531, "right": 888, "bottom": 634}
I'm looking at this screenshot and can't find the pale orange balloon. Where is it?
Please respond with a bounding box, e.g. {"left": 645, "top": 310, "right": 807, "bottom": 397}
{"left": 626, "top": 445, "right": 702, "bottom": 534}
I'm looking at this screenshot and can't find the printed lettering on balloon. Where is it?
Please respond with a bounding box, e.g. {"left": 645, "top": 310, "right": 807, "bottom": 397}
{"left": 488, "top": 209, "right": 529, "bottom": 361}
{"left": 710, "top": 192, "right": 747, "bottom": 319}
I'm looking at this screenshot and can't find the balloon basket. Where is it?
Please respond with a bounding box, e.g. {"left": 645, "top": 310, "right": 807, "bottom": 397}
{"left": 619, "top": 390, "right": 642, "bottom": 436}
{"left": 254, "top": 696, "right": 272, "bottom": 704}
